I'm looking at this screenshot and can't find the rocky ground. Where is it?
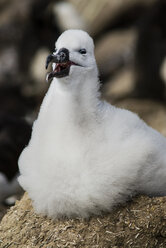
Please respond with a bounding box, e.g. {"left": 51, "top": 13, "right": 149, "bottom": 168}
{"left": 0, "top": 206, "right": 7, "bottom": 222}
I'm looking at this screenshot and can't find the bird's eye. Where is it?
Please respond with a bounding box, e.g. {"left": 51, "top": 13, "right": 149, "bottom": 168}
{"left": 79, "top": 49, "right": 87, "bottom": 55}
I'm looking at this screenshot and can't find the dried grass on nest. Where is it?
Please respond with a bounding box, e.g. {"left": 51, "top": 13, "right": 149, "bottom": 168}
{"left": 0, "top": 193, "right": 166, "bottom": 248}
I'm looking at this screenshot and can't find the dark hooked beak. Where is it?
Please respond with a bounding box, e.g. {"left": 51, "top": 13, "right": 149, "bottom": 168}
{"left": 46, "top": 48, "right": 77, "bottom": 81}
{"left": 45, "top": 48, "right": 69, "bottom": 69}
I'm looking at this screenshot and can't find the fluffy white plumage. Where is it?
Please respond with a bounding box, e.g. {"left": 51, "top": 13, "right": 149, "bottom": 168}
{"left": 18, "top": 30, "right": 166, "bottom": 218}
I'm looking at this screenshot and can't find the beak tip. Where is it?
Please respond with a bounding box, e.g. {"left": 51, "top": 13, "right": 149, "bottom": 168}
{"left": 46, "top": 72, "right": 54, "bottom": 83}
{"left": 46, "top": 54, "right": 54, "bottom": 71}
{"left": 46, "top": 73, "right": 49, "bottom": 83}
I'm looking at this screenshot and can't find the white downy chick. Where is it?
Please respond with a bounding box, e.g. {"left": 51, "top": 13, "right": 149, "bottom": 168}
{"left": 18, "top": 30, "right": 166, "bottom": 218}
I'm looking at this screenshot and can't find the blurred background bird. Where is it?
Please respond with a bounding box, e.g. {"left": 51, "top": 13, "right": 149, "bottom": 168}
{"left": 0, "top": 0, "right": 166, "bottom": 219}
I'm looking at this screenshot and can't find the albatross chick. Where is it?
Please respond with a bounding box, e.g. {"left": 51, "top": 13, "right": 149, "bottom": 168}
{"left": 19, "top": 30, "right": 166, "bottom": 218}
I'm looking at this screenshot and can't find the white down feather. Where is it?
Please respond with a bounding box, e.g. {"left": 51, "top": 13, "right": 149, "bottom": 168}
{"left": 19, "top": 30, "right": 166, "bottom": 218}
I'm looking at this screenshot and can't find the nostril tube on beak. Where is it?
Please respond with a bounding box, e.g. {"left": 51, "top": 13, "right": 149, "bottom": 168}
{"left": 45, "top": 48, "right": 69, "bottom": 70}
{"left": 60, "top": 52, "right": 65, "bottom": 60}
{"left": 58, "top": 48, "right": 69, "bottom": 63}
